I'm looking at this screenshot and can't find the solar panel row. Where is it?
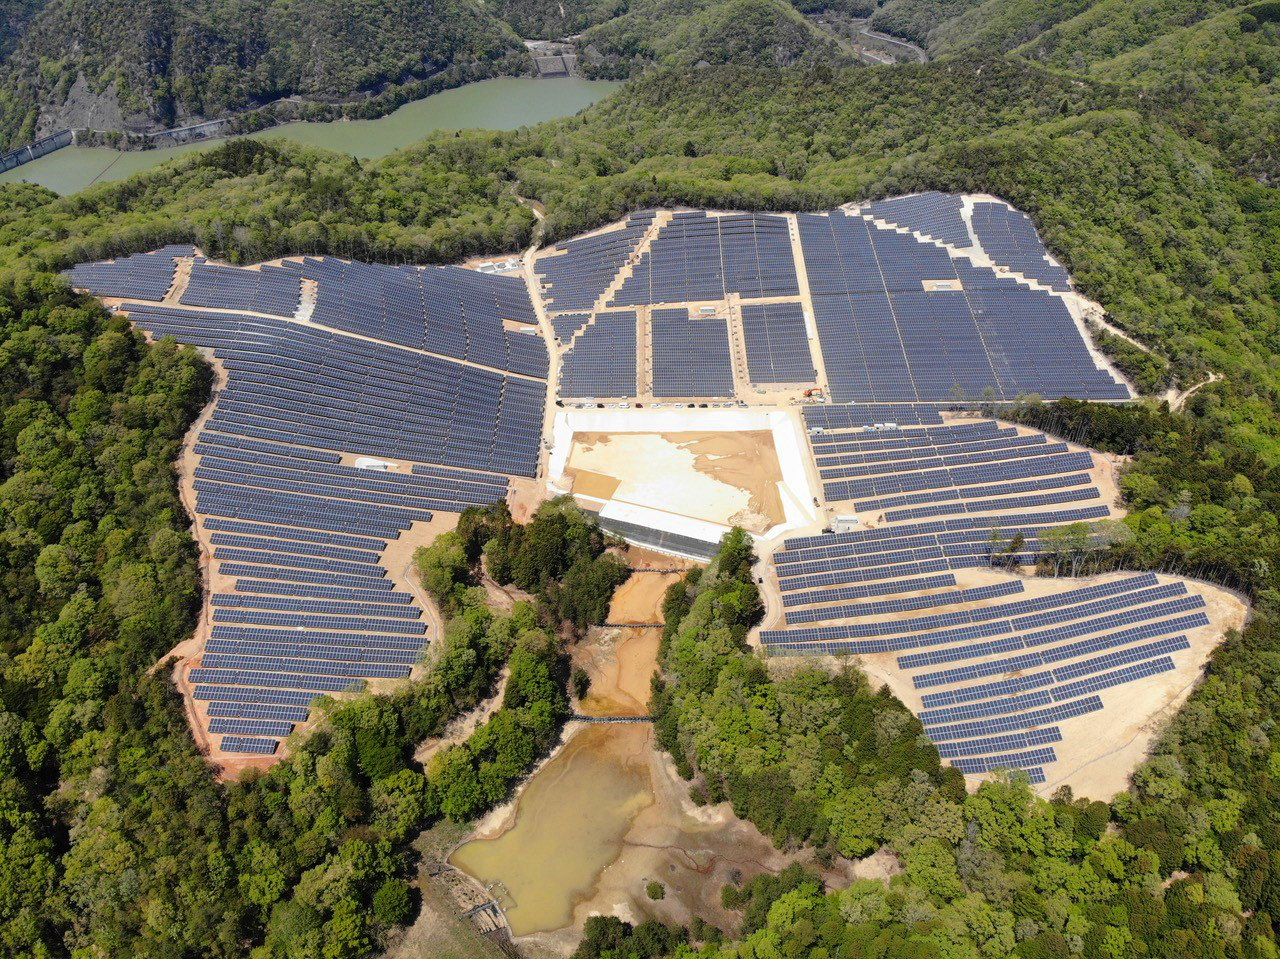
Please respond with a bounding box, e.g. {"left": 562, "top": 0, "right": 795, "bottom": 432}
{"left": 919, "top": 637, "right": 1191, "bottom": 709}
{"left": 859, "top": 192, "right": 972, "bottom": 248}
{"left": 560, "top": 310, "right": 638, "bottom": 397}
{"left": 181, "top": 262, "right": 302, "bottom": 317}
{"left": 740, "top": 302, "right": 816, "bottom": 384}
{"left": 64, "top": 251, "right": 178, "bottom": 300}
{"left": 535, "top": 213, "right": 653, "bottom": 312}
{"left": 614, "top": 212, "right": 798, "bottom": 307}
{"left": 288, "top": 257, "right": 548, "bottom": 377}
{"left": 221, "top": 736, "right": 279, "bottom": 754}
{"left": 969, "top": 203, "right": 1071, "bottom": 292}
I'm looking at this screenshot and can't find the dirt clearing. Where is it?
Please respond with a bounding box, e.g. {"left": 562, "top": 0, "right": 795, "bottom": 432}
{"left": 609, "top": 571, "right": 685, "bottom": 624}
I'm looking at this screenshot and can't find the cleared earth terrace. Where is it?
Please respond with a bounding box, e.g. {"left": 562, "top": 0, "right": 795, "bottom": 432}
{"left": 66, "top": 248, "right": 547, "bottom": 764}
{"left": 759, "top": 412, "right": 1245, "bottom": 796}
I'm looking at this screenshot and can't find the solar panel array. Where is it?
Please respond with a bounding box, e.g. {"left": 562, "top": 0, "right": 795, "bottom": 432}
{"left": 560, "top": 310, "right": 638, "bottom": 397}
{"left": 969, "top": 203, "right": 1071, "bottom": 291}
{"left": 529, "top": 200, "right": 1122, "bottom": 407}
{"left": 77, "top": 196, "right": 1136, "bottom": 763}
{"left": 181, "top": 262, "right": 302, "bottom": 317}
{"left": 765, "top": 417, "right": 1210, "bottom": 785}
{"left": 221, "top": 736, "right": 279, "bottom": 755}
{"left": 804, "top": 405, "right": 944, "bottom": 429}
{"left": 286, "top": 257, "right": 547, "bottom": 378}
{"left": 535, "top": 211, "right": 655, "bottom": 312}
{"left": 650, "top": 308, "right": 735, "bottom": 397}
{"left": 740, "top": 302, "right": 816, "bottom": 384}
{"left": 552, "top": 312, "right": 592, "bottom": 344}
{"left": 64, "top": 251, "right": 178, "bottom": 300}
{"left": 614, "top": 212, "right": 798, "bottom": 306}
{"left": 66, "top": 249, "right": 553, "bottom": 758}
{"left": 809, "top": 419, "right": 1101, "bottom": 504}
{"left": 124, "top": 302, "right": 543, "bottom": 477}
{"left": 859, "top": 192, "right": 971, "bottom": 248}
{"left": 796, "top": 212, "right": 1128, "bottom": 404}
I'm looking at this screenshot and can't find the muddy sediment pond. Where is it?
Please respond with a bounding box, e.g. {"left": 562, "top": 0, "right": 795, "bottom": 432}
{"left": 450, "top": 724, "right": 655, "bottom": 936}
{"left": 577, "top": 626, "right": 662, "bottom": 718}
{"left": 449, "top": 574, "right": 667, "bottom": 934}
{"left": 450, "top": 572, "right": 669, "bottom": 935}
{"left": 449, "top": 568, "right": 840, "bottom": 946}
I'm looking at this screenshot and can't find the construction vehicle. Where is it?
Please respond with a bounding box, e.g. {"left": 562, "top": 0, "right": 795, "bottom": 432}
{"left": 803, "top": 387, "right": 824, "bottom": 398}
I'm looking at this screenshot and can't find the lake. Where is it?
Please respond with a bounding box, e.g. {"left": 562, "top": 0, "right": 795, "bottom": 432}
{"left": 0, "top": 76, "right": 622, "bottom": 196}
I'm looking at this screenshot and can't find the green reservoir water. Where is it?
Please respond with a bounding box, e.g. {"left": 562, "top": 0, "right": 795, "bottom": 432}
{"left": 0, "top": 77, "right": 621, "bottom": 195}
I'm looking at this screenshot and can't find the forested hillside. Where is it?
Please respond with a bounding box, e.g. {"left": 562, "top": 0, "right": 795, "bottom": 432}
{"left": 0, "top": 0, "right": 527, "bottom": 151}
{"left": 0, "top": 0, "right": 855, "bottom": 152}
{"left": 576, "top": 0, "right": 852, "bottom": 77}
{"left": 870, "top": 0, "right": 1277, "bottom": 74}
{"left": 489, "top": 0, "right": 624, "bottom": 39}
{"left": 0, "top": 0, "right": 43, "bottom": 60}
{"left": 868, "top": 0, "right": 982, "bottom": 44}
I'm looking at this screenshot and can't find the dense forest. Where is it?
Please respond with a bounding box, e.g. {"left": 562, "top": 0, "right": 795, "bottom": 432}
{"left": 417, "top": 497, "right": 631, "bottom": 632}
{"left": 489, "top": 0, "right": 625, "bottom": 40}
{"left": 0, "top": 0, "right": 1277, "bottom": 956}
{"left": 574, "top": 0, "right": 852, "bottom": 79}
{"left": 651, "top": 529, "right": 962, "bottom": 848}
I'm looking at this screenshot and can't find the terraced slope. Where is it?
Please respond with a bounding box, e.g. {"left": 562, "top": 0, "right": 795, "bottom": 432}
{"left": 65, "top": 246, "right": 546, "bottom": 762}
{"left": 760, "top": 412, "right": 1245, "bottom": 795}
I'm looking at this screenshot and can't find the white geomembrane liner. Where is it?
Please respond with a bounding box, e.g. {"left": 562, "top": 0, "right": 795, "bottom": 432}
{"left": 547, "top": 408, "right": 819, "bottom": 549}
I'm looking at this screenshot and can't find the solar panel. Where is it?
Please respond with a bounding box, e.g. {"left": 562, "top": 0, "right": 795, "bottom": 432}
{"left": 859, "top": 192, "right": 971, "bottom": 248}
{"left": 740, "top": 302, "right": 816, "bottom": 384}
{"left": 221, "top": 736, "right": 279, "bottom": 755}
{"left": 209, "top": 718, "right": 294, "bottom": 738}
{"left": 795, "top": 209, "right": 1127, "bottom": 403}
{"left": 206, "top": 701, "right": 310, "bottom": 722}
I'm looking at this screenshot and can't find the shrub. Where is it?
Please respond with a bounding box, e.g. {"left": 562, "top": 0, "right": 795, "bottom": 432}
{"left": 372, "top": 879, "right": 414, "bottom": 926}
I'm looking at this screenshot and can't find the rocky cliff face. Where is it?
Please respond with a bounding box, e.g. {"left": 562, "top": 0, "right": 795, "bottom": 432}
{"left": 36, "top": 76, "right": 129, "bottom": 138}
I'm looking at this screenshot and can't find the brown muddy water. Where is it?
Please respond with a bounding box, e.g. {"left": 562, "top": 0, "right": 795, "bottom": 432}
{"left": 449, "top": 723, "right": 654, "bottom": 936}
